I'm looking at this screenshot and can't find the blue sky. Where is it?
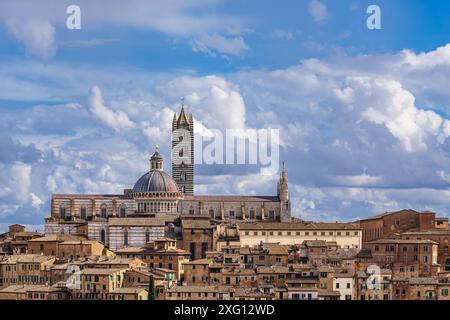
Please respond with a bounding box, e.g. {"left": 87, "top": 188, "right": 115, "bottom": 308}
{"left": 2, "top": 0, "right": 450, "bottom": 231}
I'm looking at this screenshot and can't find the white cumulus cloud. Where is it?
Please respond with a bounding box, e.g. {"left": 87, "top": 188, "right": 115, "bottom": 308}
{"left": 309, "top": 0, "right": 328, "bottom": 23}
{"left": 5, "top": 18, "right": 56, "bottom": 60}
{"left": 88, "top": 86, "right": 136, "bottom": 132}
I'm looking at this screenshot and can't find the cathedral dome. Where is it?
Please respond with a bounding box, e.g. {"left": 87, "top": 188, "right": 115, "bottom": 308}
{"left": 132, "top": 145, "right": 181, "bottom": 197}
{"left": 133, "top": 170, "right": 180, "bottom": 193}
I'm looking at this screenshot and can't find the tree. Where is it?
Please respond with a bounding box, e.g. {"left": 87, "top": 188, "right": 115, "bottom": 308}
{"left": 149, "top": 275, "right": 156, "bottom": 300}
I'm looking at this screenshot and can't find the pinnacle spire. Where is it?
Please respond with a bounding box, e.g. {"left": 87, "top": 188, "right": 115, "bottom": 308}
{"left": 177, "top": 98, "right": 188, "bottom": 126}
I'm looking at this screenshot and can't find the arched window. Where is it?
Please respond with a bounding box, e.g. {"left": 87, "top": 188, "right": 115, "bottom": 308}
{"left": 100, "top": 204, "right": 107, "bottom": 218}
{"left": 146, "top": 230, "right": 150, "bottom": 243}
{"left": 209, "top": 208, "right": 215, "bottom": 218}
{"left": 80, "top": 206, "right": 87, "bottom": 220}
{"left": 124, "top": 230, "right": 129, "bottom": 246}
{"left": 59, "top": 206, "right": 67, "bottom": 219}
{"left": 249, "top": 209, "right": 255, "bottom": 220}
{"left": 100, "top": 229, "right": 106, "bottom": 244}
{"left": 179, "top": 149, "right": 184, "bottom": 157}
{"left": 119, "top": 205, "right": 126, "bottom": 217}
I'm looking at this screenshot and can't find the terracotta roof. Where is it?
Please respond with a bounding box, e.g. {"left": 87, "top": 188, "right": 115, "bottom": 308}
{"left": 13, "top": 232, "right": 43, "bottom": 237}
{"left": 181, "top": 219, "right": 212, "bottom": 229}
{"left": 59, "top": 240, "right": 102, "bottom": 245}
{"left": 110, "top": 287, "right": 148, "bottom": 294}
{"left": 81, "top": 268, "right": 127, "bottom": 275}
{"left": 0, "top": 254, "right": 55, "bottom": 264}
{"left": 409, "top": 277, "right": 439, "bottom": 285}
{"left": 28, "top": 234, "right": 84, "bottom": 242}
{"left": 0, "top": 284, "right": 65, "bottom": 293}
{"left": 368, "top": 239, "right": 438, "bottom": 245}
{"left": 318, "top": 289, "right": 341, "bottom": 297}
{"left": 359, "top": 209, "right": 425, "bottom": 221}
{"left": 257, "top": 266, "right": 289, "bottom": 274}
{"left": 238, "top": 222, "right": 361, "bottom": 231}
{"left": 304, "top": 240, "right": 328, "bottom": 247}
{"left": 401, "top": 230, "right": 450, "bottom": 236}
{"left": 184, "top": 258, "right": 212, "bottom": 265}
{"left": 168, "top": 285, "right": 233, "bottom": 293}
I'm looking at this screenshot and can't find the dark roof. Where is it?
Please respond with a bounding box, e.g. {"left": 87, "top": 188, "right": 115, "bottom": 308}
{"left": 133, "top": 170, "right": 179, "bottom": 193}
{"left": 356, "top": 249, "right": 372, "bottom": 259}
{"left": 183, "top": 195, "right": 279, "bottom": 202}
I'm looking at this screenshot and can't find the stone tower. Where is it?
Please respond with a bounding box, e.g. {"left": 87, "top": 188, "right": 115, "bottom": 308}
{"left": 172, "top": 103, "right": 194, "bottom": 195}
{"left": 278, "top": 162, "right": 291, "bottom": 222}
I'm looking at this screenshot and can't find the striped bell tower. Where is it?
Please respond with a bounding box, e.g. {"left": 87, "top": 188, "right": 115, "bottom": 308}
{"left": 172, "top": 99, "right": 194, "bottom": 195}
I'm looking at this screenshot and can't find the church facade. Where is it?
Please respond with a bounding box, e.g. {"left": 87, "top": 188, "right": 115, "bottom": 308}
{"left": 44, "top": 106, "right": 292, "bottom": 251}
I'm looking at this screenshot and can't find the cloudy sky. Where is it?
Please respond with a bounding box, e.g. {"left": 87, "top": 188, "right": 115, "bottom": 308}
{"left": 1, "top": 0, "right": 450, "bottom": 231}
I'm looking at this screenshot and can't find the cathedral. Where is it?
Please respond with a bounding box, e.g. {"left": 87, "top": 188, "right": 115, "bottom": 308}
{"left": 45, "top": 105, "right": 291, "bottom": 251}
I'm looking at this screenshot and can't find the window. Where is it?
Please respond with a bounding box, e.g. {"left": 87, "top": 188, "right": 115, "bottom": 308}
{"left": 189, "top": 207, "right": 194, "bottom": 215}
{"left": 145, "top": 231, "right": 150, "bottom": 243}
{"left": 229, "top": 210, "right": 235, "bottom": 217}
{"left": 269, "top": 210, "right": 275, "bottom": 220}
{"left": 80, "top": 206, "right": 87, "bottom": 220}
{"left": 201, "top": 242, "right": 208, "bottom": 259}
{"left": 190, "top": 243, "right": 196, "bottom": 259}
{"left": 124, "top": 230, "right": 128, "bottom": 246}
{"left": 442, "top": 289, "right": 449, "bottom": 296}
{"left": 101, "top": 204, "right": 107, "bottom": 218}
{"left": 336, "top": 283, "right": 340, "bottom": 289}
{"left": 100, "top": 229, "right": 106, "bottom": 244}
{"left": 249, "top": 210, "right": 255, "bottom": 219}
{"left": 120, "top": 206, "right": 126, "bottom": 217}
{"left": 347, "top": 283, "right": 351, "bottom": 289}
{"left": 59, "top": 206, "right": 67, "bottom": 219}
{"left": 395, "top": 219, "right": 400, "bottom": 226}
{"left": 209, "top": 209, "right": 215, "bottom": 218}
{"left": 374, "top": 246, "right": 379, "bottom": 252}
